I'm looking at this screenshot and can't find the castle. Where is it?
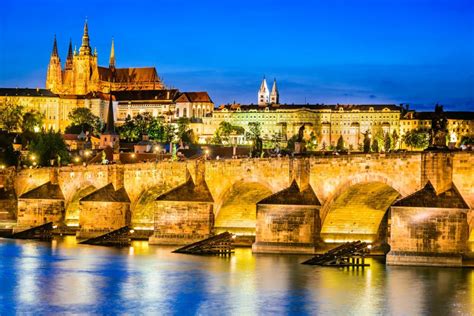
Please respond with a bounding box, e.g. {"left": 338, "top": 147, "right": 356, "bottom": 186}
{"left": 46, "top": 20, "right": 164, "bottom": 95}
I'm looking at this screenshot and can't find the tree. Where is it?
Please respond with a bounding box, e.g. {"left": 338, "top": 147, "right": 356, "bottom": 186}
{"left": 67, "top": 107, "right": 101, "bottom": 134}
{"left": 28, "top": 129, "right": 69, "bottom": 166}
{"left": 402, "top": 129, "right": 430, "bottom": 150}
{"left": 22, "top": 110, "right": 44, "bottom": 133}
{"left": 363, "top": 132, "right": 371, "bottom": 153}
{"left": 391, "top": 130, "right": 399, "bottom": 150}
{"left": 163, "top": 123, "right": 177, "bottom": 143}
{"left": 384, "top": 133, "right": 391, "bottom": 152}
{"left": 336, "top": 135, "right": 345, "bottom": 151}
{"left": 119, "top": 115, "right": 140, "bottom": 142}
{"left": 214, "top": 121, "right": 245, "bottom": 145}
{"left": 177, "top": 117, "right": 190, "bottom": 142}
{"left": 306, "top": 131, "right": 318, "bottom": 151}
{"left": 0, "top": 104, "right": 24, "bottom": 132}
{"left": 0, "top": 133, "right": 20, "bottom": 167}
{"left": 371, "top": 139, "right": 379, "bottom": 152}
{"left": 247, "top": 122, "right": 262, "bottom": 141}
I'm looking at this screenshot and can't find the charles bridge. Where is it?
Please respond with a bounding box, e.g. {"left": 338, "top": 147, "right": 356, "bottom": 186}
{"left": 0, "top": 151, "right": 473, "bottom": 266}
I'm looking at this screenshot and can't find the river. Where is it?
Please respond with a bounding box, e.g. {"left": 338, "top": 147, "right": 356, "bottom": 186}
{"left": 0, "top": 237, "right": 472, "bottom": 315}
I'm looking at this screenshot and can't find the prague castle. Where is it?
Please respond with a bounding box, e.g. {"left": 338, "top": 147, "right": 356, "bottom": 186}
{"left": 46, "top": 21, "right": 164, "bottom": 95}
{"left": 0, "top": 21, "right": 212, "bottom": 132}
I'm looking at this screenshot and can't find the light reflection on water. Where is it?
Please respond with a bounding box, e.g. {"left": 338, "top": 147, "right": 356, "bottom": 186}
{"left": 0, "top": 236, "right": 473, "bottom": 315}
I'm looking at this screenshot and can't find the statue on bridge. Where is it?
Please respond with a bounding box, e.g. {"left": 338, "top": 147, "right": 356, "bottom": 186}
{"left": 429, "top": 105, "right": 448, "bottom": 150}
{"left": 294, "top": 124, "right": 306, "bottom": 154}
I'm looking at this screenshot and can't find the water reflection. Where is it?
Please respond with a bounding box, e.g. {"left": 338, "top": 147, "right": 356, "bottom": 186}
{"left": 0, "top": 238, "right": 473, "bottom": 314}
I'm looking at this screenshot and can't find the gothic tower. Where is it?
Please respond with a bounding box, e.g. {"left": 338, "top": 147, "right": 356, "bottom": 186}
{"left": 258, "top": 76, "right": 270, "bottom": 106}
{"left": 100, "top": 92, "right": 120, "bottom": 150}
{"left": 73, "top": 20, "right": 98, "bottom": 95}
{"left": 109, "top": 38, "right": 116, "bottom": 70}
{"left": 65, "top": 39, "right": 73, "bottom": 70}
{"left": 46, "top": 35, "right": 62, "bottom": 93}
{"left": 270, "top": 78, "right": 279, "bottom": 104}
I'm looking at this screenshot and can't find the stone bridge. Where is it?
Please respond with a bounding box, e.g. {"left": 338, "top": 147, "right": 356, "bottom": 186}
{"left": 1, "top": 151, "right": 473, "bottom": 265}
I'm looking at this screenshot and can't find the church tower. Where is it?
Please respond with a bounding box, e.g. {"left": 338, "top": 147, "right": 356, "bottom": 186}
{"left": 258, "top": 77, "right": 270, "bottom": 106}
{"left": 100, "top": 92, "right": 120, "bottom": 150}
{"left": 270, "top": 78, "right": 279, "bottom": 104}
{"left": 109, "top": 38, "right": 116, "bottom": 70}
{"left": 73, "top": 20, "right": 98, "bottom": 95}
{"left": 46, "top": 35, "right": 62, "bottom": 93}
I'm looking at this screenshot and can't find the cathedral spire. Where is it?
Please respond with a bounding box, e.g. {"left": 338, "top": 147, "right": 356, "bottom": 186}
{"left": 109, "top": 38, "right": 115, "bottom": 69}
{"left": 67, "top": 39, "right": 73, "bottom": 59}
{"left": 51, "top": 35, "right": 59, "bottom": 57}
{"left": 65, "top": 39, "right": 73, "bottom": 70}
{"left": 270, "top": 78, "right": 279, "bottom": 104}
{"left": 79, "top": 19, "right": 91, "bottom": 55}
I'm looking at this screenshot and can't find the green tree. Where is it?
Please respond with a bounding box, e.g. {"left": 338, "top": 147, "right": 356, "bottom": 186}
{"left": 215, "top": 121, "right": 245, "bottom": 145}
{"left": 163, "top": 123, "right": 177, "bottom": 143}
{"left": 402, "top": 129, "right": 430, "bottom": 150}
{"left": 306, "top": 131, "right": 318, "bottom": 151}
{"left": 384, "top": 133, "right": 391, "bottom": 152}
{"left": 22, "top": 110, "right": 44, "bottom": 133}
{"left": 119, "top": 115, "right": 140, "bottom": 142}
{"left": 67, "top": 107, "right": 101, "bottom": 134}
{"left": 391, "top": 130, "right": 399, "bottom": 150}
{"left": 28, "top": 129, "right": 69, "bottom": 166}
{"left": 363, "top": 132, "right": 371, "bottom": 153}
{"left": 0, "top": 104, "right": 24, "bottom": 132}
{"left": 247, "top": 122, "right": 262, "bottom": 142}
{"left": 336, "top": 135, "right": 345, "bottom": 151}
{"left": 371, "top": 139, "right": 379, "bottom": 152}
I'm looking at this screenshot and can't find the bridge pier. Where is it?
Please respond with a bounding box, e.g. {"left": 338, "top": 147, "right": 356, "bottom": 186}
{"left": 386, "top": 182, "right": 469, "bottom": 267}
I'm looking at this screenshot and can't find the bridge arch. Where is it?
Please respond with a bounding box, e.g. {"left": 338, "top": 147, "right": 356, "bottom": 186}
{"left": 64, "top": 184, "right": 98, "bottom": 226}
{"left": 319, "top": 172, "right": 410, "bottom": 222}
{"left": 214, "top": 180, "right": 273, "bottom": 235}
{"left": 319, "top": 173, "right": 407, "bottom": 244}
{"left": 131, "top": 183, "right": 175, "bottom": 230}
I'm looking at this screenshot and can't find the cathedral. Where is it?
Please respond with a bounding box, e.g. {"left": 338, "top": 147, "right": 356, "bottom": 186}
{"left": 46, "top": 21, "right": 164, "bottom": 95}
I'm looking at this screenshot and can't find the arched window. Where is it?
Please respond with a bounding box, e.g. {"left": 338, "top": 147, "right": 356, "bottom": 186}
{"left": 183, "top": 108, "right": 187, "bottom": 117}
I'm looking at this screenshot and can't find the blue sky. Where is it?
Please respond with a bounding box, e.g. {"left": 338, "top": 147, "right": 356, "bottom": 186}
{"left": 0, "top": 0, "right": 473, "bottom": 110}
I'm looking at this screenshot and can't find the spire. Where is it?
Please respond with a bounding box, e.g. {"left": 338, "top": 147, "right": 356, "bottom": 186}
{"left": 259, "top": 76, "right": 268, "bottom": 93}
{"left": 51, "top": 35, "right": 59, "bottom": 57}
{"left": 79, "top": 19, "right": 91, "bottom": 55}
{"left": 104, "top": 92, "right": 117, "bottom": 134}
{"left": 270, "top": 78, "right": 279, "bottom": 104}
{"left": 109, "top": 38, "right": 115, "bottom": 69}
{"left": 65, "top": 39, "right": 73, "bottom": 70}
{"left": 258, "top": 76, "right": 270, "bottom": 106}
{"left": 271, "top": 78, "right": 278, "bottom": 93}
{"left": 67, "top": 39, "right": 73, "bottom": 59}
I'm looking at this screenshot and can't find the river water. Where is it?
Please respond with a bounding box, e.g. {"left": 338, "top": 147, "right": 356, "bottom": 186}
{"left": 0, "top": 237, "right": 473, "bottom": 315}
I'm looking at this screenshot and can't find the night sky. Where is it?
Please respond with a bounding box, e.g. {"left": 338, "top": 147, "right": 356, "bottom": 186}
{"left": 0, "top": 0, "right": 473, "bottom": 110}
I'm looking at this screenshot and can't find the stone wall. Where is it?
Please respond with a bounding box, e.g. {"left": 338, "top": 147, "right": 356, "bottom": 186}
{"left": 15, "top": 199, "right": 65, "bottom": 232}
{"left": 149, "top": 201, "right": 214, "bottom": 245}
{"left": 253, "top": 204, "right": 319, "bottom": 254}
{"left": 387, "top": 206, "right": 469, "bottom": 267}
{"left": 77, "top": 201, "right": 130, "bottom": 239}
